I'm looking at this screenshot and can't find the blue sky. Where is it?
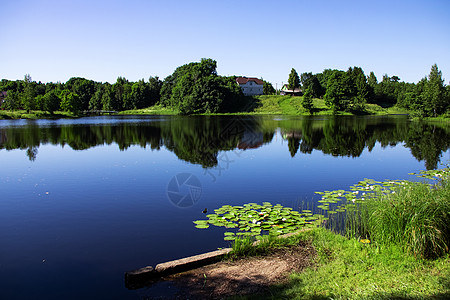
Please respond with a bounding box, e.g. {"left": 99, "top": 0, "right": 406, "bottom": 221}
{"left": 2, "top": 0, "right": 450, "bottom": 87}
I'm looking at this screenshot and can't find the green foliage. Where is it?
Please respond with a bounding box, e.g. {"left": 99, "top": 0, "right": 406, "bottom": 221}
{"left": 300, "top": 72, "right": 323, "bottom": 98}
{"left": 162, "top": 58, "right": 243, "bottom": 114}
{"left": 301, "top": 86, "right": 314, "bottom": 113}
{"left": 113, "top": 76, "right": 131, "bottom": 111}
{"left": 89, "top": 84, "right": 104, "bottom": 110}
{"left": 60, "top": 90, "right": 81, "bottom": 114}
{"left": 421, "top": 64, "right": 448, "bottom": 117}
{"left": 229, "top": 233, "right": 304, "bottom": 258}
{"left": 0, "top": 63, "right": 448, "bottom": 116}
{"left": 21, "top": 74, "right": 36, "bottom": 112}
{"left": 42, "top": 89, "right": 61, "bottom": 113}
{"left": 324, "top": 70, "right": 352, "bottom": 112}
{"left": 65, "top": 77, "right": 95, "bottom": 111}
{"left": 347, "top": 66, "right": 369, "bottom": 110}
{"left": 288, "top": 68, "right": 300, "bottom": 91}
{"left": 262, "top": 80, "right": 275, "bottom": 95}
{"left": 2, "top": 90, "right": 20, "bottom": 110}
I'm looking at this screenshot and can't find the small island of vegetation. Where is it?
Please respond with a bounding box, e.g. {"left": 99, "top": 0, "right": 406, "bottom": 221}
{"left": 0, "top": 59, "right": 449, "bottom": 119}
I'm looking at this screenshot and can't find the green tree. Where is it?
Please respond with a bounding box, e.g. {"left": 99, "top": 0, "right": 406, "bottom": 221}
{"left": 147, "top": 76, "right": 162, "bottom": 106}
{"left": 2, "top": 90, "right": 20, "bottom": 110}
{"left": 263, "top": 80, "right": 276, "bottom": 95}
{"left": 60, "top": 90, "right": 81, "bottom": 114}
{"left": 422, "top": 64, "right": 447, "bottom": 117}
{"left": 288, "top": 68, "right": 300, "bottom": 93}
{"left": 113, "top": 77, "right": 131, "bottom": 111}
{"left": 21, "top": 74, "right": 36, "bottom": 112}
{"left": 65, "top": 77, "right": 96, "bottom": 111}
{"left": 101, "top": 84, "right": 114, "bottom": 111}
{"left": 43, "top": 89, "right": 61, "bottom": 113}
{"left": 300, "top": 72, "right": 323, "bottom": 98}
{"left": 301, "top": 86, "right": 314, "bottom": 113}
{"left": 347, "top": 67, "right": 369, "bottom": 111}
{"left": 35, "top": 94, "right": 45, "bottom": 110}
{"left": 89, "top": 84, "right": 104, "bottom": 111}
{"left": 367, "top": 72, "right": 377, "bottom": 102}
{"left": 130, "top": 79, "right": 150, "bottom": 109}
{"left": 324, "top": 71, "right": 352, "bottom": 113}
{"left": 165, "top": 58, "right": 242, "bottom": 114}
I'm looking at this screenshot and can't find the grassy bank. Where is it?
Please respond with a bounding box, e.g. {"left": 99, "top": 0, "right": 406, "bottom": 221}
{"left": 227, "top": 169, "right": 450, "bottom": 299}
{"left": 0, "top": 110, "right": 76, "bottom": 119}
{"left": 116, "top": 104, "right": 179, "bottom": 115}
{"left": 250, "top": 95, "right": 410, "bottom": 116}
{"left": 260, "top": 228, "right": 450, "bottom": 299}
{"left": 116, "top": 95, "right": 411, "bottom": 116}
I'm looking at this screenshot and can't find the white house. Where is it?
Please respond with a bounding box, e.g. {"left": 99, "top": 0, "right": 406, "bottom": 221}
{"left": 236, "top": 77, "right": 264, "bottom": 96}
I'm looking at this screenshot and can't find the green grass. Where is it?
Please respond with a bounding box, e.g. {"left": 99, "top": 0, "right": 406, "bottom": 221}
{"left": 116, "top": 104, "right": 179, "bottom": 115}
{"left": 0, "top": 110, "right": 76, "bottom": 119}
{"left": 348, "top": 175, "right": 450, "bottom": 259}
{"left": 228, "top": 232, "right": 307, "bottom": 258}
{"left": 246, "top": 95, "right": 410, "bottom": 116}
{"left": 235, "top": 228, "right": 450, "bottom": 299}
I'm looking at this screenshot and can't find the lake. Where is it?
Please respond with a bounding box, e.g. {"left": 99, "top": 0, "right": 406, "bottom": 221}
{"left": 0, "top": 115, "right": 449, "bottom": 299}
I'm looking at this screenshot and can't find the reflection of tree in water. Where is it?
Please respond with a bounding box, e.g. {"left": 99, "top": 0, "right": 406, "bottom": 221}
{"left": 280, "top": 117, "right": 449, "bottom": 170}
{"left": 405, "top": 122, "right": 450, "bottom": 170}
{"left": 0, "top": 116, "right": 448, "bottom": 169}
{"left": 26, "top": 147, "right": 38, "bottom": 162}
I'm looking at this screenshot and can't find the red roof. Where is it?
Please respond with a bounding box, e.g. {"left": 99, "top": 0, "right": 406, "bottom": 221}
{"left": 236, "top": 77, "right": 264, "bottom": 85}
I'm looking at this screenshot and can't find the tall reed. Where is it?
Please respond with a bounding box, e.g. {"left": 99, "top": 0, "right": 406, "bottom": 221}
{"left": 346, "top": 176, "right": 450, "bottom": 258}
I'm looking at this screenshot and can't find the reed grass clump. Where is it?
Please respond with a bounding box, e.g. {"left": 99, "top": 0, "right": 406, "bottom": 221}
{"left": 366, "top": 178, "right": 450, "bottom": 258}
{"left": 317, "top": 168, "right": 450, "bottom": 259}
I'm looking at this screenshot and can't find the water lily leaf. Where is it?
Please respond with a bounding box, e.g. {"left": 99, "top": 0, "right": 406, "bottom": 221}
{"left": 195, "top": 224, "right": 210, "bottom": 229}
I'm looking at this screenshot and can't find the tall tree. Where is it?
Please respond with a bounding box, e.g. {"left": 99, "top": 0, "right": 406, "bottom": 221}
{"left": 347, "top": 67, "right": 369, "bottom": 110}
{"left": 422, "top": 64, "right": 447, "bottom": 117}
{"left": 288, "top": 68, "right": 300, "bottom": 93}
{"left": 147, "top": 76, "right": 162, "bottom": 106}
{"left": 301, "top": 86, "right": 314, "bottom": 113}
{"left": 21, "top": 74, "right": 36, "bottom": 112}
{"left": 324, "top": 70, "right": 352, "bottom": 113}
{"left": 300, "top": 72, "right": 323, "bottom": 98}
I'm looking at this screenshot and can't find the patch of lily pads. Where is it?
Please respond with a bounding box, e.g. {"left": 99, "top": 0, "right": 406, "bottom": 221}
{"left": 315, "top": 168, "right": 449, "bottom": 211}
{"left": 193, "top": 202, "right": 324, "bottom": 241}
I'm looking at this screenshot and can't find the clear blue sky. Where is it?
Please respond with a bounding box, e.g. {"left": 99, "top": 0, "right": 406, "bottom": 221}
{"left": 2, "top": 0, "right": 450, "bottom": 87}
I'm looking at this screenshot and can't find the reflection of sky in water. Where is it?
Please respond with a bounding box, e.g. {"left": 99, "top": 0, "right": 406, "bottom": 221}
{"left": 0, "top": 116, "right": 449, "bottom": 299}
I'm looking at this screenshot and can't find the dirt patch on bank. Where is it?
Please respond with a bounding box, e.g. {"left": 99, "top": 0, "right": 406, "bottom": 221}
{"left": 143, "top": 240, "right": 316, "bottom": 299}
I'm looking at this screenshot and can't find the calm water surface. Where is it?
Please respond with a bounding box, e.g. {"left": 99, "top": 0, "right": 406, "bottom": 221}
{"left": 0, "top": 115, "right": 449, "bottom": 299}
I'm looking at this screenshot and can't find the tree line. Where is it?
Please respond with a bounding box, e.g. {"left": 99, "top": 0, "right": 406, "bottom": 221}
{"left": 1, "top": 59, "right": 449, "bottom": 117}
{"left": 280, "top": 64, "right": 450, "bottom": 117}
{"left": 0, "top": 74, "right": 163, "bottom": 114}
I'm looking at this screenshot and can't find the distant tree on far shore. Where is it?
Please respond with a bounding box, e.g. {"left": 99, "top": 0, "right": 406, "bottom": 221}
{"left": 263, "top": 80, "right": 276, "bottom": 95}
{"left": 288, "top": 68, "right": 300, "bottom": 93}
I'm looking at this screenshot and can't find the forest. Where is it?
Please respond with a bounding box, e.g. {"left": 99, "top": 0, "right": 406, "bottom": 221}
{"left": 0, "top": 59, "right": 449, "bottom": 117}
